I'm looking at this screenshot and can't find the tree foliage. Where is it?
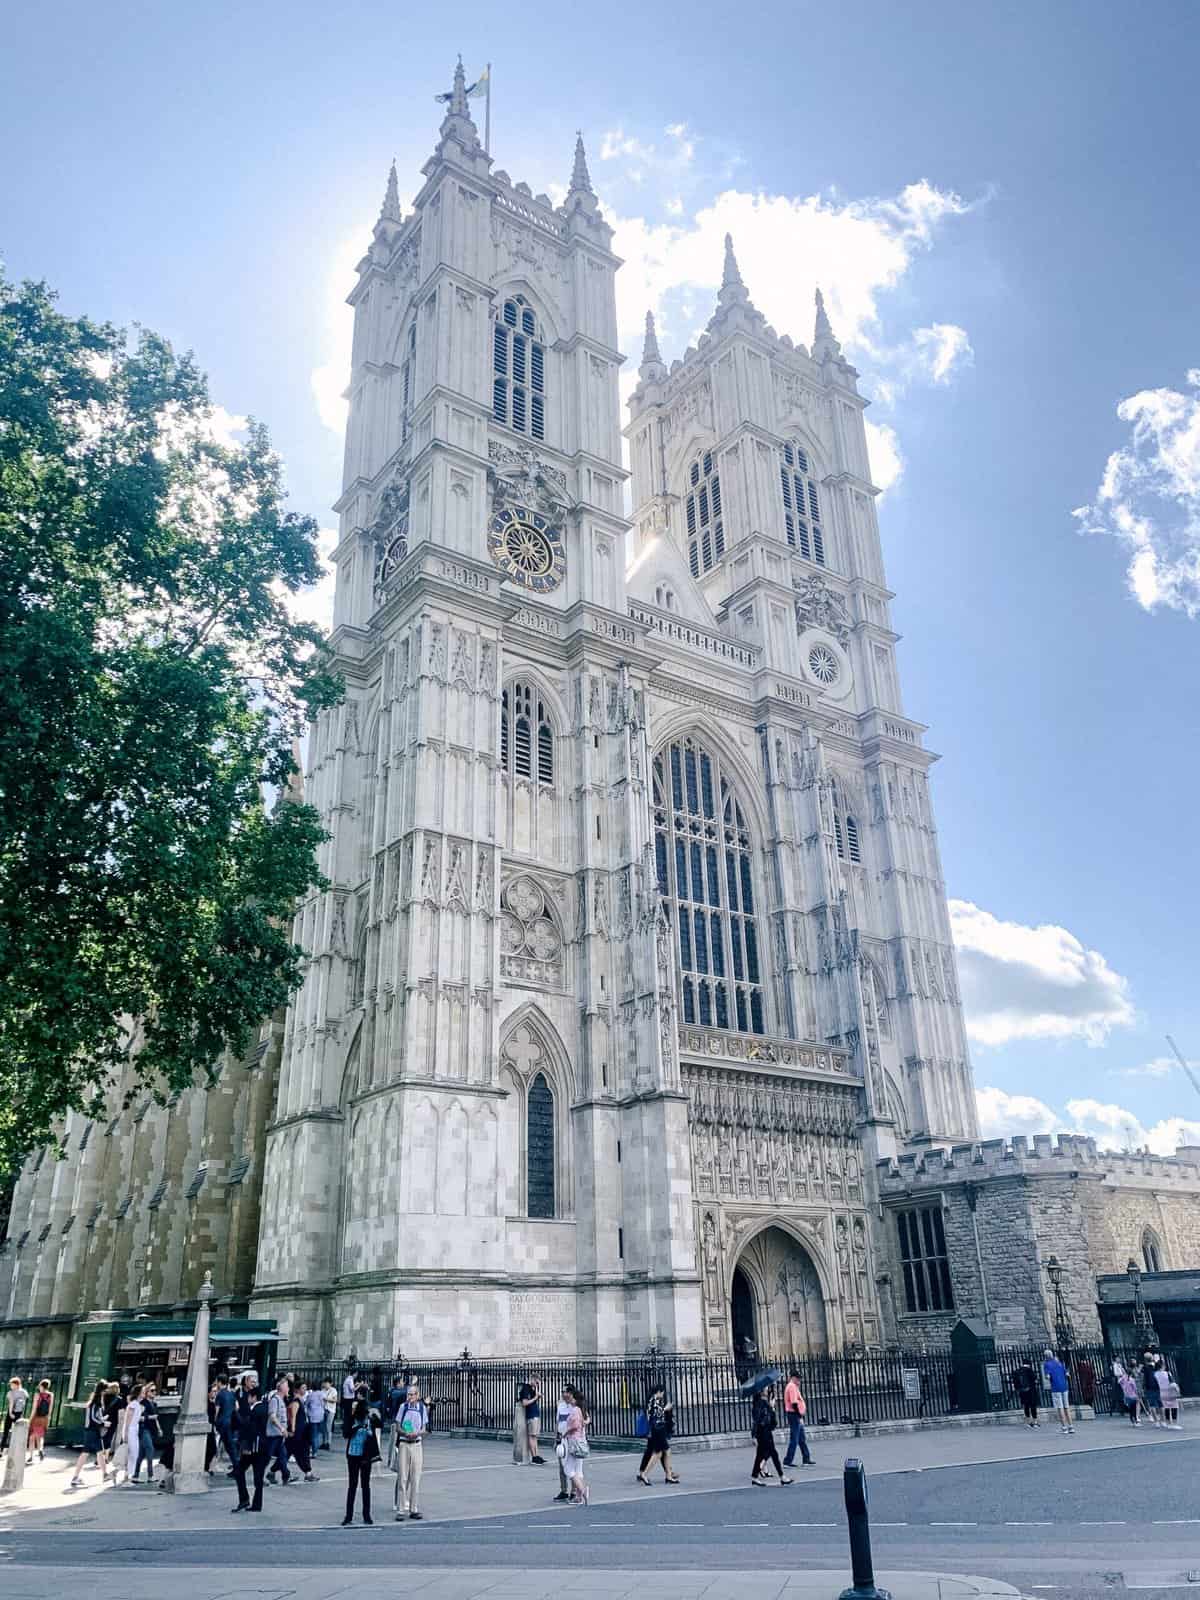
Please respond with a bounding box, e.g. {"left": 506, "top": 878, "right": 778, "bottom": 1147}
{"left": 0, "top": 275, "right": 341, "bottom": 1177}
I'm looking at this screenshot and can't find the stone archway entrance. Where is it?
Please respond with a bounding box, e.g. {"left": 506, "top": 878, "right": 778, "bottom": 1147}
{"left": 732, "top": 1226, "right": 829, "bottom": 1358}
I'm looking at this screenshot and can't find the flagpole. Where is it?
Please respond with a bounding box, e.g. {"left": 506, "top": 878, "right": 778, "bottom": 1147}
{"left": 485, "top": 63, "right": 492, "bottom": 154}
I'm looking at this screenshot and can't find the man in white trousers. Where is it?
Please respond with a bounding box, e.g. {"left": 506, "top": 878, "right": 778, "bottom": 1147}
{"left": 392, "top": 1382, "right": 428, "bottom": 1521}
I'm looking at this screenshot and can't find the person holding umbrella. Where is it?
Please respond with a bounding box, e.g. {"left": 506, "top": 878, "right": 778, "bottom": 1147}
{"left": 743, "top": 1371, "right": 791, "bottom": 1486}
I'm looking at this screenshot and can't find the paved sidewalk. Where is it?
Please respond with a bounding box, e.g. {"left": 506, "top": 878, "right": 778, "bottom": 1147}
{"left": 0, "top": 1412, "right": 1187, "bottom": 1534}
{"left": 0, "top": 1563, "right": 1028, "bottom": 1599}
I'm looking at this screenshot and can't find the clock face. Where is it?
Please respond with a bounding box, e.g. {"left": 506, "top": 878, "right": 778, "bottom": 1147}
{"left": 487, "top": 507, "right": 565, "bottom": 593}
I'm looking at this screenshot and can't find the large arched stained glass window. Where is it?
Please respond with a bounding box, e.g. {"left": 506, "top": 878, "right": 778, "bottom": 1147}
{"left": 527, "top": 1072, "right": 556, "bottom": 1218}
{"left": 653, "top": 737, "right": 765, "bottom": 1035}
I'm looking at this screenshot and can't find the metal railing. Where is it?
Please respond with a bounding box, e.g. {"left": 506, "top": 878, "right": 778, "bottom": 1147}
{"left": 276, "top": 1339, "right": 1192, "bottom": 1438}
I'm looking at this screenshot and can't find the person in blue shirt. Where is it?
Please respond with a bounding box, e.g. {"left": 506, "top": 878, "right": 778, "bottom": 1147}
{"left": 1042, "top": 1349, "right": 1073, "bottom": 1435}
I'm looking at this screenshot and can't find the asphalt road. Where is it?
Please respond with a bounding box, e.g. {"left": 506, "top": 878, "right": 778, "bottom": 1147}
{"left": 3, "top": 1441, "right": 1198, "bottom": 1597}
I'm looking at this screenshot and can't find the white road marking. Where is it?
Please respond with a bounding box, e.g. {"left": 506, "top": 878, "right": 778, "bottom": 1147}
{"left": 930, "top": 1520, "right": 977, "bottom": 1526}
{"left": 1153, "top": 1518, "right": 1200, "bottom": 1524}
{"left": 789, "top": 1522, "right": 837, "bottom": 1527}
{"left": 1080, "top": 1519, "right": 1126, "bottom": 1525}
{"left": 1006, "top": 1520, "right": 1052, "bottom": 1525}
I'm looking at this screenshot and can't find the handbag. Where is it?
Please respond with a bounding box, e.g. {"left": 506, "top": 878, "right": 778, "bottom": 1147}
{"left": 566, "top": 1434, "right": 590, "bottom": 1459}
{"left": 634, "top": 1410, "right": 649, "bottom": 1438}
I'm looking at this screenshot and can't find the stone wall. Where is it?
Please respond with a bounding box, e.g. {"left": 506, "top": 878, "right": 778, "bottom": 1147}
{"left": 875, "top": 1134, "right": 1200, "bottom": 1346}
{"left": 0, "top": 1018, "right": 282, "bottom": 1358}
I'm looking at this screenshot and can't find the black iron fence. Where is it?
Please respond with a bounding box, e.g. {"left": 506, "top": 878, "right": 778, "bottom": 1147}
{"left": 278, "top": 1339, "right": 1194, "bottom": 1440}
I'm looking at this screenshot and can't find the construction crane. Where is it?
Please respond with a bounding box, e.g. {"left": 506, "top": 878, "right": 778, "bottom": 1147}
{"left": 1164, "top": 1035, "right": 1200, "bottom": 1106}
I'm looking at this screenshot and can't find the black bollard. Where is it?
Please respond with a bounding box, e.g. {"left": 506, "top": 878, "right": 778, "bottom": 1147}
{"left": 837, "top": 1458, "right": 893, "bottom": 1600}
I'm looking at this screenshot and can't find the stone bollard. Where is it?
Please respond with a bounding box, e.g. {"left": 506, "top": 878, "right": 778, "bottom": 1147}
{"left": 838, "top": 1458, "right": 893, "bottom": 1600}
{"left": 1, "top": 1419, "right": 30, "bottom": 1494}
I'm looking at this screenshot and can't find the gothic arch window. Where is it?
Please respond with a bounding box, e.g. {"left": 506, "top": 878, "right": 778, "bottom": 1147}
{"left": 401, "top": 319, "right": 416, "bottom": 442}
{"left": 527, "top": 1072, "right": 556, "bottom": 1218}
{"left": 493, "top": 296, "right": 546, "bottom": 441}
{"left": 653, "top": 736, "right": 764, "bottom": 1035}
{"left": 780, "top": 440, "right": 825, "bottom": 566}
{"left": 685, "top": 449, "right": 725, "bottom": 578}
{"left": 1142, "top": 1228, "right": 1163, "bottom": 1273}
{"left": 501, "top": 680, "right": 554, "bottom": 784}
{"left": 831, "top": 779, "right": 861, "bottom": 865}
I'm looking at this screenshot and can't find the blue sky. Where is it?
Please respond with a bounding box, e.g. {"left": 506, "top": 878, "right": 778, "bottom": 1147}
{"left": 4, "top": 1, "right": 1199, "bottom": 1149}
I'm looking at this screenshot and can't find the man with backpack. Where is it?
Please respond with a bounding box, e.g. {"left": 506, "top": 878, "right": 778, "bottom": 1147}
{"left": 0, "top": 1376, "right": 28, "bottom": 1457}
{"left": 392, "top": 1381, "right": 429, "bottom": 1521}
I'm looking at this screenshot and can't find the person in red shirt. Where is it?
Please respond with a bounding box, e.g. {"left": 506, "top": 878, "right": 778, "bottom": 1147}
{"left": 782, "top": 1370, "right": 813, "bottom": 1468}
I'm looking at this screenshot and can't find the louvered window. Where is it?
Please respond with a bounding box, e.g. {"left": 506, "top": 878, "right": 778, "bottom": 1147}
{"left": 898, "top": 1206, "right": 954, "bottom": 1313}
{"left": 653, "top": 737, "right": 764, "bottom": 1035}
{"left": 781, "top": 439, "right": 826, "bottom": 566}
{"left": 493, "top": 297, "right": 546, "bottom": 440}
{"left": 685, "top": 450, "right": 725, "bottom": 578}
{"left": 501, "top": 681, "right": 554, "bottom": 785}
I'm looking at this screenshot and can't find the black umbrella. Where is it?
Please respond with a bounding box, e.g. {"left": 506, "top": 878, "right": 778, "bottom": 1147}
{"left": 740, "top": 1366, "right": 781, "bottom": 1396}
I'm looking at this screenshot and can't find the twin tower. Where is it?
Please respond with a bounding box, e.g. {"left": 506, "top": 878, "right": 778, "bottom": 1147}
{"left": 250, "top": 62, "right": 977, "bottom": 1360}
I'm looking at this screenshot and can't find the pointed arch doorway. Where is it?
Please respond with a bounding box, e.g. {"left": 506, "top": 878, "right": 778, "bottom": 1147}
{"left": 731, "top": 1226, "right": 829, "bottom": 1359}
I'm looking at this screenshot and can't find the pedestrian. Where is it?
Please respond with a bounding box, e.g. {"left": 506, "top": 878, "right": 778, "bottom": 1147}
{"left": 265, "top": 1377, "right": 293, "bottom": 1484}
{"left": 1, "top": 1375, "right": 28, "bottom": 1455}
{"left": 102, "top": 1381, "right": 125, "bottom": 1479}
{"left": 1152, "top": 1360, "right": 1176, "bottom": 1428}
{"left": 514, "top": 1375, "right": 545, "bottom": 1464}
{"left": 552, "top": 1386, "right": 573, "bottom": 1503}
{"left": 635, "top": 1383, "right": 679, "bottom": 1483}
{"left": 393, "top": 1380, "right": 428, "bottom": 1521}
{"left": 1042, "top": 1349, "right": 1073, "bottom": 1435}
{"left": 120, "top": 1384, "right": 144, "bottom": 1484}
{"left": 321, "top": 1376, "right": 338, "bottom": 1449}
{"left": 781, "top": 1369, "right": 814, "bottom": 1467}
{"left": 24, "top": 1377, "right": 54, "bottom": 1464}
{"left": 1140, "top": 1352, "right": 1163, "bottom": 1427}
{"left": 231, "top": 1376, "right": 270, "bottom": 1513}
{"left": 341, "top": 1370, "right": 358, "bottom": 1438}
{"left": 1162, "top": 1371, "right": 1182, "bottom": 1429}
{"left": 557, "top": 1384, "right": 590, "bottom": 1506}
{"left": 291, "top": 1381, "right": 320, "bottom": 1481}
{"left": 1117, "top": 1368, "right": 1140, "bottom": 1424}
{"left": 342, "top": 1396, "right": 382, "bottom": 1526}
{"left": 750, "top": 1382, "right": 792, "bottom": 1485}
{"left": 305, "top": 1380, "right": 329, "bottom": 1464}
{"left": 69, "top": 1380, "right": 111, "bottom": 1487}
{"left": 1013, "top": 1361, "right": 1040, "bottom": 1427}
{"left": 213, "top": 1374, "right": 238, "bottom": 1466}
{"left": 132, "top": 1382, "right": 162, "bottom": 1482}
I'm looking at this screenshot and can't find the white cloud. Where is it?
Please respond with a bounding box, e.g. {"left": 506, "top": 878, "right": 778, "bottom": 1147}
{"left": 1073, "top": 368, "right": 1200, "bottom": 617}
{"left": 310, "top": 230, "right": 372, "bottom": 436}
{"left": 911, "top": 323, "right": 973, "bottom": 384}
{"left": 607, "top": 180, "right": 969, "bottom": 367}
{"left": 865, "top": 419, "right": 904, "bottom": 496}
{"left": 1114, "top": 1055, "right": 1179, "bottom": 1079}
{"left": 600, "top": 127, "right": 657, "bottom": 163}
{"left": 278, "top": 524, "right": 337, "bottom": 633}
{"left": 976, "top": 1085, "right": 1060, "bottom": 1139}
{"left": 949, "top": 898, "right": 1135, "bottom": 1047}
{"left": 974, "top": 1086, "right": 1200, "bottom": 1157}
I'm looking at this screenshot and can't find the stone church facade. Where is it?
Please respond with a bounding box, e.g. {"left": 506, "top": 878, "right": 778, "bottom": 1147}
{"left": 245, "top": 65, "right": 976, "bottom": 1360}
{"left": 7, "top": 68, "right": 1194, "bottom": 1365}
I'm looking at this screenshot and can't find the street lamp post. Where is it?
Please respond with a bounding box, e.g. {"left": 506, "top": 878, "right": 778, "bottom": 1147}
{"left": 1126, "top": 1258, "right": 1156, "bottom": 1348}
{"left": 1044, "top": 1254, "right": 1074, "bottom": 1352}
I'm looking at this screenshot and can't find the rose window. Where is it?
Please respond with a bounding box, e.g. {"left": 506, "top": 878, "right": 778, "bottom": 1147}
{"left": 808, "top": 643, "right": 840, "bottom": 686}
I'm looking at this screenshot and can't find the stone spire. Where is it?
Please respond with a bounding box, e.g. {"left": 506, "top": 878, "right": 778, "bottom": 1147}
{"left": 562, "top": 130, "right": 606, "bottom": 232}
{"left": 639, "top": 309, "right": 666, "bottom": 383}
{"left": 707, "top": 231, "right": 763, "bottom": 335}
{"left": 721, "top": 233, "right": 745, "bottom": 295}
{"left": 642, "top": 310, "right": 662, "bottom": 366}
{"left": 379, "top": 160, "right": 401, "bottom": 224}
{"left": 428, "top": 53, "right": 485, "bottom": 169}
{"left": 813, "top": 286, "right": 842, "bottom": 361}
{"left": 449, "top": 54, "right": 470, "bottom": 118}
{"left": 569, "top": 131, "right": 594, "bottom": 197}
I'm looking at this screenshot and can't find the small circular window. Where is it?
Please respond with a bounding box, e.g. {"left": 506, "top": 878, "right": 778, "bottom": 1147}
{"left": 808, "top": 643, "right": 840, "bottom": 686}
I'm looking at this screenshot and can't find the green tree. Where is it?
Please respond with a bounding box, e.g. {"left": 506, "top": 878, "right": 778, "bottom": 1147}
{"left": 0, "top": 276, "right": 341, "bottom": 1178}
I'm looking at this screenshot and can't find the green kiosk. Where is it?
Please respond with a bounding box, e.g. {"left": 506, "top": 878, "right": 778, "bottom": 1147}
{"left": 63, "top": 1312, "right": 279, "bottom": 1444}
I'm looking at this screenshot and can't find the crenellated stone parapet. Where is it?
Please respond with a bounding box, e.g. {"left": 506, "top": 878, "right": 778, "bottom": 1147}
{"left": 877, "top": 1133, "right": 1200, "bottom": 1192}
